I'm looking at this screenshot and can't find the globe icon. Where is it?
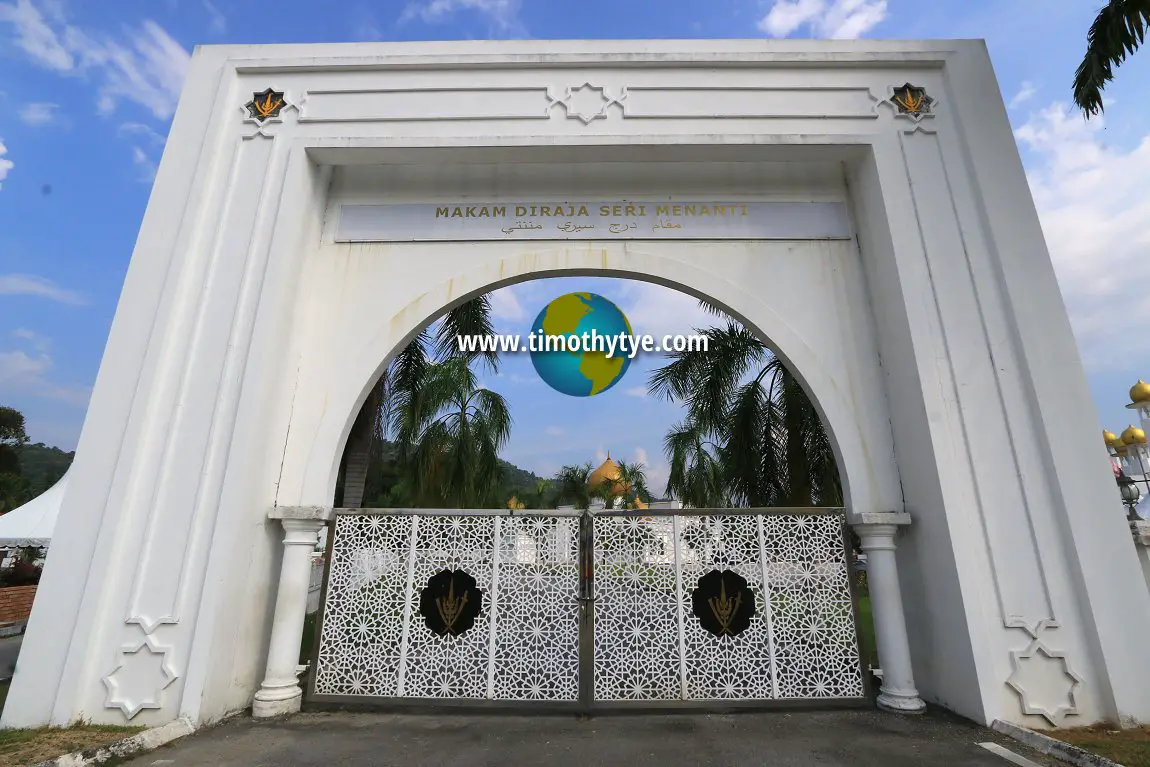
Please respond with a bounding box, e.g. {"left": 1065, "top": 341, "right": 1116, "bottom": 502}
{"left": 529, "top": 292, "right": 633, "bottom": 397}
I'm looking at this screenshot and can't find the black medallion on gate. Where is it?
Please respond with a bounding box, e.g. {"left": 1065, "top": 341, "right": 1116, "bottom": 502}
{"left": 691, "top": 569, "right": 755, "bottom": 638}
{"left": 244, "top": 88, "right": 287, "bottom": 122}
{"left": 419, "top": 569, "right": 483, "bottom": 637}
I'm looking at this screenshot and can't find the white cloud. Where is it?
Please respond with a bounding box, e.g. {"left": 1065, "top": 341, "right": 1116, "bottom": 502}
{"left": 0, "top": 139, "right": 12, "bottom": 190}
{"left": 624, "top": 386, "right": 647, "bottom": 398}
{"left": 202, "top": 0, "right": 225, "bottom": 34}
{"left": 118, "top": 121, "right": 165, "bottom": 145}
{"left": 11, "top": 328, "right": 48, "bottom": 352}
{"left": 488, "top": 284, "right": 527, "bottom": 322}
{"left": 400, "top": 0, "right": 524, "bottom": 33}
{"left": 131, "top": 145, "right": 158, "bottom": 181}
{"left": 0, "top": 273, "right": 85, "bottom": 304}
{"left": 0, "top": 345, "right": 90, "bottom": 407}
{"left": 620, "top": 282, "right": 715, "bottom": 342}
{"left": 1009, "top": 81, "right": 1036, "bottom": 109}
{"left": 1015, "top": 102, "right": 1150, "bottom": 368}
{"left": 544, "top": 425, "right": 564, "bottom": 436}
{"left": 17, "top": 101, "right": 59, "bottom": 126}
{"left": 0, "top": 0, "right": 71, "bottom": 69}
{"left": 758, "top": 0, "right": 886, "bottom": 39}
{"left": 0, "top": 0, "right": 190, "bottom": 119}
{"left": 0, "top": 349, "right": 49, "bottom": 381}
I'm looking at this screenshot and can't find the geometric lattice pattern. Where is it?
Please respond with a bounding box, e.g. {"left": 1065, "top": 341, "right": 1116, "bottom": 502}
{"left": 595, "top": 511, "right": 863, "bottom": 701}
{"left": 315, "top": 509, "right": 862, "bottom": 704}
{"left": 313, "top": 512, "right": 579, "bottom": 701}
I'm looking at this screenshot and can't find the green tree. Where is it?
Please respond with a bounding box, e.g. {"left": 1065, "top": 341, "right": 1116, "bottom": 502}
{"left": 338, "top": 296, "right": 499, "bottom": 508}
{"left": 1073, "top": 0, "right": 1150, "bottom": 117}
{"left": 554, "top": 463, "right": 595, "bottom": 510}
{"left": 0, "top": 407, "right": 30, "bottom": 513}
{"left": 613, "top": 460, "right": 652, "bottom": 509}
{"left": 392, "top": 357, "right": 511, "bottom": 508}
{"left": 648, "top": 306, "right": 840, "bottom": 507}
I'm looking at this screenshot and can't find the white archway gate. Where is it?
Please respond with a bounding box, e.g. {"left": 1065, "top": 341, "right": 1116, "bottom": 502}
{"left": 7, "top": 40, "right": 1150, "bottom": 733}
{"left": 309, "top": 508, "right": 866, "bottom": 708}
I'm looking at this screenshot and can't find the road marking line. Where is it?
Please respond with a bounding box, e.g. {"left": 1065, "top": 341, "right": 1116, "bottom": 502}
{"left": 979, "top": 741, "right": 1045, "bottom": 767}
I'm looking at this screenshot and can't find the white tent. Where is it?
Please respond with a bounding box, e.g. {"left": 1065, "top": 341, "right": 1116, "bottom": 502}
{"left": 0, "top": 471, "right": 67, "bottom": 547}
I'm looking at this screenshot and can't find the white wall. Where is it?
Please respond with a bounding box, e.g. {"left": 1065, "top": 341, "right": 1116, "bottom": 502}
{"left": 6, "top": 39, "right": 1150, "bottom": 733}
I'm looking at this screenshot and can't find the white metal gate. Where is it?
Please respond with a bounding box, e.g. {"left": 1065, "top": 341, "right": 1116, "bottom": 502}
{"left": 309, "top": 508, "right": 866, "bottom": 707}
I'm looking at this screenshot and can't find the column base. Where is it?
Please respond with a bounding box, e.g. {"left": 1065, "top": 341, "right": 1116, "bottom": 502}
{"left": 877, "top": 687, "right": 926, "bottom": 714}
{"left": 252, "top": 686, "right": 302, "bottom": 718}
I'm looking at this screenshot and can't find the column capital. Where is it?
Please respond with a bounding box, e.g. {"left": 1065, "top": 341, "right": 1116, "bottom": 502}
{"left": 851, "top": 510, "right": 912, "bottom": 527}
{"left": 852, "top": 511, "right": 911, "bottom": 552}
{"left": 269, "top": 505, "right": 334, "bottom": 522}
{"left": 281, "top": 517, "right": 324, "bottom": 546}
{"left": 1132, "top": 520, "right": 1150, "bottom": 548}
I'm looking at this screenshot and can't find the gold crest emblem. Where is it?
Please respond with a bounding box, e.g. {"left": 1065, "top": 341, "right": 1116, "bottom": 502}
{"left": 891, "top": 83, "right": 933, "bottom": 117}
{"left": 245, "top": 88, "right": 287, "bottom": 122}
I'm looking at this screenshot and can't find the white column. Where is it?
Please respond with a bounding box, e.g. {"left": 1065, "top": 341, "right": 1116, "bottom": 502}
{"left": 253, "top": 513, "right": 326, "bottom": 718}
{"left": 853, "top": 511, "right": 925, "bottom": 714}
{"left": 1132, "top": 521, "right": 1150, "bottom": 598}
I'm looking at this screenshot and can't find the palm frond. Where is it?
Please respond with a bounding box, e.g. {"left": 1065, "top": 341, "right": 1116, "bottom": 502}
{"left": 1074, "top": 0, "right": 1150, "bottom": 117}
{"left": 435, "top": 295, "right": 500, "bottom": 372}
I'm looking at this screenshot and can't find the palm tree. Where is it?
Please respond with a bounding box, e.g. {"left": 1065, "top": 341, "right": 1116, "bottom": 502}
{"left": 1073, "top": 0, "right": 1150, "bottom": 118}
{"left": 393, "top": 357, "right": 512, "bottom": 508}
{"left": 338, "top": 296, "right": 500, "bottom": 507}
{"left": 648, "top": 305, "right": 841, "bottom": 508}
{"left": 554, "top": 463, "right": 595, "bottom": 510}
{"left": 613, "top": 460, "right": 652, "bottom": 509}
{"left": 521, "top": 478, "right": 553, "bottom": 509}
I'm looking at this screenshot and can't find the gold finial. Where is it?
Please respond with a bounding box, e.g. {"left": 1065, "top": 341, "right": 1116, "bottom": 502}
{"left": 1121, "top": 424, "right": 1146, "bottom": 445}
{"left": 1104, "top": 429, "right": 1120, "bottom": 447}
{"left": 1131, "top": 380, "right": 1150, "bottom": 404}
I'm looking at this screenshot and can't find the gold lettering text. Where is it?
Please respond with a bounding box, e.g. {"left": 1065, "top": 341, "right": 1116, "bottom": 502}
{"left": 493, "top": 206, "right": 506, "bottom": 217}
{"left": 656, "top": 205, "right": 670, "bottom": 216}
{"left": 436, "top": 207, "right": 450, "bottom": 218}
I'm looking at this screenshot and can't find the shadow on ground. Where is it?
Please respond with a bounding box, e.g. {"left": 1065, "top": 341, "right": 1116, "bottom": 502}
{"left": 142, "top": 708, "right": 1065, "bottom": 767}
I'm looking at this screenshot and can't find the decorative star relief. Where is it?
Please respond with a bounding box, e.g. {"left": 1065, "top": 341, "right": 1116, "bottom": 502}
{"left": 103, "top": 635, "right": 179, "bottom": 720}
{"left": 548, "top": 83, "right": 626, "bottom": 124}
{"left": 875, "top": 83, "right": 937, "bottom": 125}
{"left": 1005, "top": 639, "right": 1084, "bottom": 726}
{"left": 241, "top": 88, "right": 298, "bottom": 138}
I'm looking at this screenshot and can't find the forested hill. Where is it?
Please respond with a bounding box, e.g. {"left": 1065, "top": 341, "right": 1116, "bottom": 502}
{"left": 19, "top": 443, "right": 73, "bottom": 497}
{"left": 349, "top": 439, "right": 547, "bottom": 508}
{"left": 16, "top": 439, "right": 546, "bottom": 509}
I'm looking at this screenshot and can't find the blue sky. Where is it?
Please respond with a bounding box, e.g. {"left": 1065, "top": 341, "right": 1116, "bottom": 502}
{"left": 2, "top": 0, "right": 1150, "bottom": 497}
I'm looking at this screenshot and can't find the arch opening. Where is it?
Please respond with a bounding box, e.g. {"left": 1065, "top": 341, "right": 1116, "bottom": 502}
{"left": 328, "top": 268, "right": 851, "bottom": 515}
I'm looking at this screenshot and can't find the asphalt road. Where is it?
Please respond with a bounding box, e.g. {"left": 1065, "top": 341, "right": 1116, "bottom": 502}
{"left": 0, "top": 635, "right": 21, "bottom": 680}
{"left": 137, "top": 708, "right": 1063, "bottom": 767}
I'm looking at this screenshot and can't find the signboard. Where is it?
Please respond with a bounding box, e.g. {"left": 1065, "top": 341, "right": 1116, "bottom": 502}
{"left": 335, "top": 200, "right": 852, "bottom": 242}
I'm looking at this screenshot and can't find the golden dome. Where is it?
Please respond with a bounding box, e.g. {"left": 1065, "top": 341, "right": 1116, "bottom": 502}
{"left": 1131, "top": 380, "right": 1150, "bottom": 403}
{"left": 632, "top": 498, "right": 648, "bottom": 510}
{"left": 507, "top": 495, "right": 525, "bottom": 510}
{"left": 1120, "top": 425, "right": 1146, "bottom": 445}
{"left": 1104, "top": 429, "right": 1120, "bottom": 447}
{"left": 588, "top": 453, "right": 630, "bottom": 496}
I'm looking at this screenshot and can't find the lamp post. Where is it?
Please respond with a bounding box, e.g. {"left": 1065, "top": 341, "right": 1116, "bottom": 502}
{"left": 1118, "top": 471, "right": 1143, "bottom": 521}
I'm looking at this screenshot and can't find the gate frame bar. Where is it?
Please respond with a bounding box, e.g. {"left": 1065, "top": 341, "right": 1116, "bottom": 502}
{"left": 304, "top": 506, "right": 874, "bottom": 712}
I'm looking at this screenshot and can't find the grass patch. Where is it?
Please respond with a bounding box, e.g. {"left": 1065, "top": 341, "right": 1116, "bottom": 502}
{"left": 1052, "top": 724, "right": 1150, "bottom": 767}
{"left": 0, "top": 723, "right": 143, "bottom": 767}
{"left": 0, "top": 678, "right": 143, "bottom": 767}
